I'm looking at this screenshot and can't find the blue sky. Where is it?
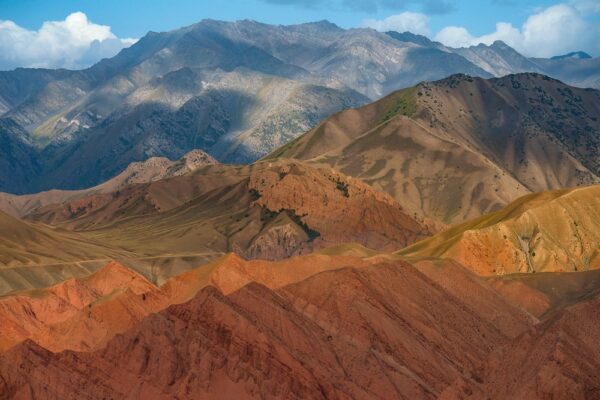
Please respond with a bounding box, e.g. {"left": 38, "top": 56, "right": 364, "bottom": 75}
{"left": 0, "top": 0, "right": 562, "bottom": 38}
{"left": 0, "top": 0, "right": 598, "bottom": 70}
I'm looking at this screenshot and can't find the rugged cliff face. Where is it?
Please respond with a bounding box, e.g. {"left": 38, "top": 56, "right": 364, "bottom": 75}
{"left": 248, "top": 162, "right": 432, "bottom": 252}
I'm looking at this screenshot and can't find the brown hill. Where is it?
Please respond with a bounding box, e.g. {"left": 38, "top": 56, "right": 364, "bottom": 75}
{"left": 28, "top": 160, "right": 431, "bottom": 267}
{"left": 0, "top": 259, "right": 533, "bottom": 399}
{"left": 0, "top": 149, "right": 217, "bottom": 218}
{"left": 0, "top": 210, "right": 131, "bottom": 269}
{"left": 267, "top": 73, "right": 600, "bottom": 226}
{"left": 399, "top": 184, "right": 600, "bottom": 275}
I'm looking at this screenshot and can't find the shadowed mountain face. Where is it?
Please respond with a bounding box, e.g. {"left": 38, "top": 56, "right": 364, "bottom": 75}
{"left": 269, "top": 73, "right": 600, "bottom": 227}
{"left": 0, "top": 119, "right": 40, "bottom": 194}
{"left": 0, "top": 20, "right": 598, "bottom": 194}
{"left": 0, "top": 148, "right": 217, "bottom": 218}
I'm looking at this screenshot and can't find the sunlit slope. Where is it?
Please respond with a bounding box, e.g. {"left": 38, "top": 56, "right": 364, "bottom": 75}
{"left": 267, "top": 73, "right": 600, "bottom": 226}
{"left": 0, "top": 211, "right": 131, "bottom": 268}
{"left": 399, "top": 184, "right": 600, "bottom": 275}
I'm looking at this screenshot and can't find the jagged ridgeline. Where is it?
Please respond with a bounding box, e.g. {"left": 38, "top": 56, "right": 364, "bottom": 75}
{"left": 0, "top": 20, "right": 598, "bottom": 194}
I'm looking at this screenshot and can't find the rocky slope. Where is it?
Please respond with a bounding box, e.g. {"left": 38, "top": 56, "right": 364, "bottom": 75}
{"left": 0, "top": 258, "right": 534, "bottom": 399}
{"left": 399, "top": 184, "right": 600, "bottom": 275}
{"left": 442, "top": 290, "right": 600, "bottom": 399}
{"left": 28, "top": 160, "right": 431, "bottom": 264}
{"left": 35, "top": 69, "right": 367, "bottom": 189}
{"left": 268, "top": 73, "right": 600, "bottom": 226}
{"left": 0, "top": 159, "right": 430, "bottom": 294}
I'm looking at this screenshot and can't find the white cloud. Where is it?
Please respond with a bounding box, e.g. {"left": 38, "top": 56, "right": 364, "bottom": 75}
{"left": 434, "top": 4, "right": 598, "bottom": 57}
{"left": 570, "top": 0, "right": 600, "bottom": 13}
{"left": 362, "top": 12, "right": 430, "bottom": 36}
{"left": 0, "top": 12, "right": 136, "bottom": 70}
{"left": 435, "top": 22, "right": 521, "bottom": 49}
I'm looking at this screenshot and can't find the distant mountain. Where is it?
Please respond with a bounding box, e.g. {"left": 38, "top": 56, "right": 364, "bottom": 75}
{"left": 0, "top": 20, "right": 599, "bottom": 193}
{"left": 267, "top": 73, "right": 600, "bottom": 227}
{"left": 452, "top": 40, "right": 544, "bottom": 77}
{"left": 386, "top": 31, "right": 446, "bottom": 50}
{"left": 0, "top": 149, "right": 217, "bottom": 218}
{"left": 448, "top": 40, "right": 600, "bottom": 89}
{"left": 552, "top": 51, "right": 592, "bottom": 60}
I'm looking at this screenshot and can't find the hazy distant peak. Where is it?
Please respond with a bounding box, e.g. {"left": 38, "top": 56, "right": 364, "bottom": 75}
{"left": 294, "top": 20, "right": 342, "bottom": 30}
{"left": 490, "top": 40, "right": 510, "bottom": 49}
{"left": 551, "top": 51, "right": 592, "bottom": 60}
{"left": 386, "top": 31, "right": 440, "bottom": 48}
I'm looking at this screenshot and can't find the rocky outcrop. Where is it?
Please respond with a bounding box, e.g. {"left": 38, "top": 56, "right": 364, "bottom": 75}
{"left": 0, "top": 261, "right": 165, "bottom": 352}
{"left": 249, "top": 162, "right": 432, "bottom": 252}
{"left": 243, "top": 212, "right": 310, "bottom": 260}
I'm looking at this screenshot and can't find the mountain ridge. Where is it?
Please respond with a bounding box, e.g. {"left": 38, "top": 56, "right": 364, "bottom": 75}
{"left": 267, "top": 72, "right": 600, "bottom": 226}
{"left": 0, "top": 19, "right": 598, "bottom": 194}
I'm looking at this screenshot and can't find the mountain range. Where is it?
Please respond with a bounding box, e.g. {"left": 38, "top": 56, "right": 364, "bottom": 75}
{"left": 270, "top": 72, "right": 600, "bottom": 226}
{"left": 1, "top": 17, "right": 600, "bottom": 400}
{"left": 0, "top": 19, "right": 599, "bottom": 194}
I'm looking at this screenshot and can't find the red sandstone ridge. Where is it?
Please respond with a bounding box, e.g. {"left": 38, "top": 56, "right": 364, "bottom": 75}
{"left": 0, "top": 253, "right": 373, "bottom": 353}
{"left": 0, "top": 260, "right": 533, "bottom": 399}
{"left": 249, "top": 162, "right": 432, "bottom": 253}
{"left": 0, "top": 261, "right": 165, "bottom": 352}
{"left": 442, "top": 291, "right": 600, "bottom": 399}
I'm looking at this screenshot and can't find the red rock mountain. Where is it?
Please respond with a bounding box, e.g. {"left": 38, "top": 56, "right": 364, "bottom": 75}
{"left": 0, "top": 259, "right": 533, "bottom": 399}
